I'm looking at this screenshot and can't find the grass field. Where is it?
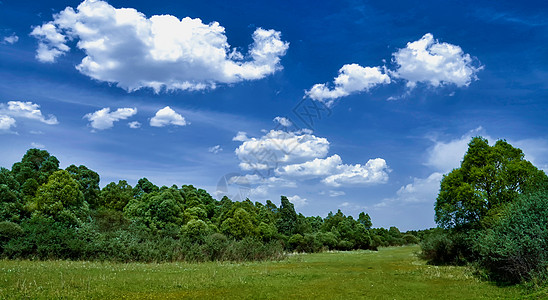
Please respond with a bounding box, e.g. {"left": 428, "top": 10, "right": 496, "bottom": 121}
{"left": 0, "top": 246, "right": 539, "bottom": 299}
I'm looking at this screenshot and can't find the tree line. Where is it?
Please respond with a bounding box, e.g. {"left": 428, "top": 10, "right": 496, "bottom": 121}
{"left": 0, "top": 148, "right": 421, "bottom": 262}
{"left": 421, "top": 137, "right": 548, "bottom": 285}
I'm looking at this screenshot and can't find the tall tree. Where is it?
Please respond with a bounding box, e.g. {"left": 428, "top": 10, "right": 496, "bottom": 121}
{"left": 435, "top": 137, "right": 548, "bottom": 229}
{"left": 277, "top": 196, "right": 297, "bottom": 236}
{"left": 11, "top": 149, "right": 59, "bottom": 198}
{"left": 33, "top": 170, "right": 88, "bottom": 225}
{"left": 99, "top": 180, "right": 133, "bottom": 211}
{"left": 66, "top": 165, "right": 100, "bottom": 209}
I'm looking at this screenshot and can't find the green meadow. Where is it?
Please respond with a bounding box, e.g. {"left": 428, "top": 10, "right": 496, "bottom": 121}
{"left": 0, "top": 246, "right": 535, "bottom": 299}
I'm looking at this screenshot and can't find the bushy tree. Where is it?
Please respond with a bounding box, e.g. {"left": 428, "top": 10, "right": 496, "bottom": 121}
{"left": 435, "top": 137, "right": 548, "bottom": 230}
{"left": 11, "top": 149, "right": 59, "bottom": 199}
{"left": 99, "top": 180, "right": 133, "bottom": 211}
{"left": 478, "top": 191, "right": 548, "bottom": 283}
{"left": 124, "top": 187, "right": 184, "bottom": 232}
{"left": 66, "top": 165, "right": 100, "bottom": 208}
{"left": 33, "top": 170, "right": 88, "bottom": 225}
{"left": 277, "top": 196, "right": 297, "bottom": 236}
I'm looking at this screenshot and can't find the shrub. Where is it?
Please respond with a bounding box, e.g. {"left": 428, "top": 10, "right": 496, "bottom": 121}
{"left": 419, "top": 229, "right": 478, "bottom": 265}
{"left": 477, "top": 192, "right": 548, "bottom": 283}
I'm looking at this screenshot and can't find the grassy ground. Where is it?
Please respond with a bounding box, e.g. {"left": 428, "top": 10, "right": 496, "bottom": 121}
{"left": 0, "top": 246, "right": 537, "bottom": 299}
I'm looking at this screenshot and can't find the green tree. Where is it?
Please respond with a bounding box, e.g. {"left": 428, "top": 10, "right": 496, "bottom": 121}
{"left": 33, "top": 170, "right": 88, "bottom": 225}
{"left": 11, "top": 149, "right": 59, "bottom": 199}
{"left": 0, "top": 168, "right": 25, "bottom": 222}
{"left": 66, "top": 165, "right": 100, "bottom": 209}
{"left": 124, "top": 187, "right": 184, "bottom": 232}
{"left": 435, "top": 137, "right": 548, "bottom": 230}
{"left": 277, "top": 196, "right": 297, "bottom": 236}
{"left": 133, "top": 178, "right": 159, "bottom": 199}
{"left": 358, "top": 212, "right": 372, "bottom": 229}
{"left": 99, "top": 180, "right": 133, "bottom": 211}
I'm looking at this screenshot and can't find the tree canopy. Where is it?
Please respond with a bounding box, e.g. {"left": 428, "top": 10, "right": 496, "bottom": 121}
{"left": 434, "top": 137, "right": 548, "bottom": 230}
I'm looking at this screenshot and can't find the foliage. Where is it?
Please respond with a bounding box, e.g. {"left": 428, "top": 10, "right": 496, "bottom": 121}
{"left": 99, "top": 180, "right": 133, "bottom": 211}
{"left": 425, "top": 137, "right": 548, "bottom": 286}
{"left": 0, "top": 148, "right": 418, "bottom": 263}
{"left": 33, "top": 170, "right": 89, "bottom": 226}
{"left": 477, "top": 191, "right": 548, "bottom": 283}
{"left": 435, "top": 137, "right": 548, "bottom": 230}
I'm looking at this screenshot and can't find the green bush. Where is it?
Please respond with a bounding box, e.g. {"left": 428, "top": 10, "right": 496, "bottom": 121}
{"left": 477, "top": 192, "right": 548, "bottom": 283}
{"left": 419, "top": 229, "right": 477, "bottom": 265}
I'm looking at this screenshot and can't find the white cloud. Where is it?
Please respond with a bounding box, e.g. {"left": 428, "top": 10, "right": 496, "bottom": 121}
{"left": 396, "top": 172, "right": 444, "bottom": 203}
{"left": 234, "top": 129, "right": 389, "bottom": 188}
{"left": 305, "top": 33, "right": 481, "bottom": 106}
{"left": 84, "top": 107, "right": 137, "bottom": 130}
{"left": 512, "top": 138, "right": 548, "bottom": 172}
{"left": 30, "top": 142, "right": 45, "bottom": 149}
{"left": 287, "top": 195, "right": 308, "bottom": 208}
{"left": 273, "top": 116, "right": 292, "bottom": 127}
{"left": 392, "top": 33, "right": 483, "bottom": 88}
{"left": 0, "top": 101, "right": 58, "bottom": 125}
{"left": 232, "top": 131, "right": 249, "bottom": 142}
{"left": 150, "top": 106, "right": 187, "bottom": 127}
{"left": 306, "top": 64, "right": 390, "bottom": 106}
{"left": 329, "top": 190, "right": 345, "bottom": 197}
{"left": 2, "top": 34, "right": 18, "bottom": 45}
{"left": 425, "top": 127, "right": 486, "bottom": 173}
{"left": 31, "top": 0, "right": 289, "bottom": 92}
{"left": 235, "top": 129, "right": 330, "bottom": 171}
{"left": 276, "top": 154, "right": 342, "bottom": 178}
{"left": 322, "top": 158, "right": 390, "bottom": 187}
{"left": 0, "top": 115, "right": 16, "bottom": 131}
{"left": 208, "top": 145, "right": 223, "bottom": 154}
{"left": 375, "top": 172, "right": 443, "bottom": 209}
{"left": 128, "top": 121, "right": 141, "bottom": 129}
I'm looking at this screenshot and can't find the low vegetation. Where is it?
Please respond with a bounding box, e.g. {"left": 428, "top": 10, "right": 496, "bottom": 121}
{"left": 0, "top": 246, "right": 529, "bottom": 299}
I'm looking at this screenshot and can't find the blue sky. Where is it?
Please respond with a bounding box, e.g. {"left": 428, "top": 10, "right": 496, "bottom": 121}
{"left": 1, "top": 0, "right": 547, "bottom": 230}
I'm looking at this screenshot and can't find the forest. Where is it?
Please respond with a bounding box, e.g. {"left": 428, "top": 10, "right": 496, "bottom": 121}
{"left": 2, "top": 136, "right": 548, "bottom": 287}
{"left": 0, "top": 148, "right": 421, "bottom": 263}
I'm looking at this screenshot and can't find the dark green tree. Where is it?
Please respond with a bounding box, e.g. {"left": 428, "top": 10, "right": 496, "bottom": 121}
{"left": 133, "top": 178, "right": 159, "bottom": 199}
{"left": 11, "top": 148, "right": 59, "bottom": 198}
{"left": 277, "top": 196, "right": 297, "bottom": 236}
{"left": 99, "top": 180, "right": 133, "bottom": 211}
{"left": 358, "top": 212, "right": 372, "bottom": 229}
{"left": 66, "top": 165, "right": 100, "bottom": 209}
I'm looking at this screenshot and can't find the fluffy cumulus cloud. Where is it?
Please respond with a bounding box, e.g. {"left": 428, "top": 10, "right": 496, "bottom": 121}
{"left": 276, "top": 154, "right": 342, "bottom": 178}
{"left": 150, "top": 106, "right": 187, "bottom": 127}
{"left": 30, "top": 0, "right": 289, "bottom": 92}
{"left": 322, "top": 158, "right": 389, "bottom": 187}
{"left": 0, "top": 101, "right": 58, "bottom": 126}
{"left": 233, "top": 129, "right": 389, "bottom": 187}
{"left": 235, "top": 129, "right": 330, "bottom": 170}
{"left": 392, "top": 33, "right": 483, "bottom": 88}
{"left": 306, "top": 33, "right": 481, "bottom": 105}
{"left": 2, "top": 34, "right": 18, "bottom": 44}
{"left": 306, "top": 64, "right": 390, "bottom": 106}
{"left": 84, "top": 107, "right": 137, "bottom": 130}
